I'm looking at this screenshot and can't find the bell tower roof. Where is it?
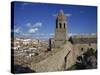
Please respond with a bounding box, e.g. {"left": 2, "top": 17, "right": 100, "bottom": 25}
{"left": 58, "top": 9, "right": 64, "bottom": 17}
{"left": 57, "top": 9, "right": 66, "bottom": 21}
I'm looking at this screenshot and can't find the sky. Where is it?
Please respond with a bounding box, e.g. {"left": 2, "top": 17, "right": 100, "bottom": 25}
{"left": 12, "top": 1, "right": 97, "bottom": 39}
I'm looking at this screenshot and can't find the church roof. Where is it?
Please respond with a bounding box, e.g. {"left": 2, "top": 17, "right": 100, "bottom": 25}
{"left": 71, "top": 35, "right": 97, "bottom": 44}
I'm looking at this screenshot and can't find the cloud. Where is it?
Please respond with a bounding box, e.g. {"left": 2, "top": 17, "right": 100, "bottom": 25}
{"left": 26, "top": 23, "right": 31, "bottom": 27}
{"left": 49, "top": 33, "right": 54, "bottom": 36}
{"left": 53, "top": 13, "right": 72, "bottom": 17}
{"left": 65, "top": 13, "right": 72, "bottom": 17}
{"left": 27, "top": 22, "right": 42, "bottom": 34}
{"left": 34, "top": 22, "right": 42, "bottom": 27}
{"left": 68, "top": 33, "right": 97, "bottom": 37}
{"left": 14, "top": 28, "right": 20, "bottom": 33}
{"left": 91, "top": 33, "right": 97, "bottom": 35}
{"left": 53, "top": 14, "right": 57, "bottom": 17}
{"left": 28, "top": 28, "right": 38, "bottom": 33}
{"left": 68, "top": 33, "right": 78, "bottom": 37}
{"left": 34, "top": 33, "right": 54, "bottom": 36}
{"left": 22, "top": 33, "right": 31, "bottom": 36}
{"left": 37, "top": 33, "right": 45, "bottom": 36}
{"left": 26, "top": 22, "right": 42, "bottom": 28}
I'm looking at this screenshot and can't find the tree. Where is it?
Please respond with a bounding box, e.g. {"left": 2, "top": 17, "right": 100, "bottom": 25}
{"left": 75, "top": 48, "right": 97, "bottom": 69}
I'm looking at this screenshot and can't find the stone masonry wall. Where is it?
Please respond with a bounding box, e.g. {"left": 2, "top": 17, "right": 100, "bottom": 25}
{"left": 30, "top": 42, "right": 75, "bottom": 72}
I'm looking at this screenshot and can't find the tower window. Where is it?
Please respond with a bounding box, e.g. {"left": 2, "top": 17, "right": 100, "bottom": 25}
{"left": 81, "top": 48, "right": 84, "bottom": 51}
{"left": 56, "top": 20, "right": 58, "bottom": 28}
{"left": 56, "top": 24, "right": 58, "bottom": 28}
{"left": 64, "top": 23, "right": 66, "bottom": 28}
{"left": 59, "top": 23, "right": 62, "bottom": 28}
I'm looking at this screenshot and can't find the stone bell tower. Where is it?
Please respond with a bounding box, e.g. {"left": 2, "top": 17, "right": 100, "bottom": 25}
{"left": 54, "top": 9, "right": 68, "bottom": 48}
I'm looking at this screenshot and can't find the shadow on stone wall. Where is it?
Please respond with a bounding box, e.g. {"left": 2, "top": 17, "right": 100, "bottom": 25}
{"left": 14, "top": 65, "right": 36, "bottom": 74}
